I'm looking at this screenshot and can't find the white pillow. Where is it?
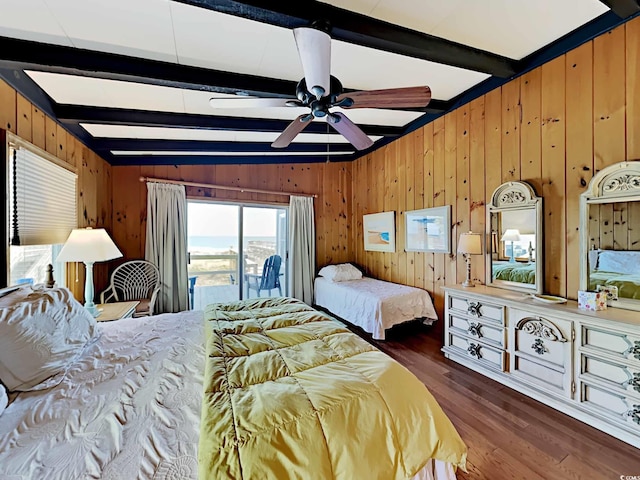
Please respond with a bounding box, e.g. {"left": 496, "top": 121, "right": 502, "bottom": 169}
{"left": 0, "top": 287, "right": 98, "bottom": 392}
{"left": 596, "top": 250, "right": 640, "bottom": 275}
{"left": 318, "top": 263, "right": 363, "bottom": 282}
{"left": 0, "top": 383, "right": 7, "bottom": 416}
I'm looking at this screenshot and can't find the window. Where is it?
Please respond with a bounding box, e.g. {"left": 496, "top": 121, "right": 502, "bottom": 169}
{"left": 5, "top": 136, "right": 77, "bottom": 287}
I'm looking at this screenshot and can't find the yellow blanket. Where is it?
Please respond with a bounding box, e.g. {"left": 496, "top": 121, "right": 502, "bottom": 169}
{"left": 200, "top": 297, "right": 466, "bottom": 479}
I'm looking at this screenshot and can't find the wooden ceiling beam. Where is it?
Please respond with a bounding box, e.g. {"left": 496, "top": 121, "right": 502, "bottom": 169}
{"left": 91, "top": 138, "right": 356, "bottom": 153}
{"left": 54, "top": 105, "right": 403, "bottom": 137}
{"left": 109, "top": 154, "right": 352, "bottom": 166}
{"left": 599, "top": 0, "right": 640, "bottom": 18}
{"left": 175, "top": 0, "right": 518, "bottom": 77}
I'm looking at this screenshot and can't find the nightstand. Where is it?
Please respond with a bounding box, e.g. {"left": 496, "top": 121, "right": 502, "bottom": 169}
{"left": 95, "top": 301, "right": 140, "bottom": 321}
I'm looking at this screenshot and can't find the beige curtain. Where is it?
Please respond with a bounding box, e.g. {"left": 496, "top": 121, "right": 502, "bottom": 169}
{"left": 289, "top": 195, "right": 315, "bottom": 304}
{"left": 145, "top": 182, "right": 188, "bottom": 313}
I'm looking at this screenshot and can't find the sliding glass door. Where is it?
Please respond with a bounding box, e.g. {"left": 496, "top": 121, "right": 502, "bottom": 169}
{"left": 187, "top": 201, "right": 287, "bottom": 309}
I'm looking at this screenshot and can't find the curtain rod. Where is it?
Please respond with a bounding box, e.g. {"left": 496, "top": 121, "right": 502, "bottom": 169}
{"left": 138, "top": 176, "right": 318, "bottom": 198}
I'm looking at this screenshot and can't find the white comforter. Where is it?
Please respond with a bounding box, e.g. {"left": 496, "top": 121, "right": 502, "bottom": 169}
{"left": 0, "top": 311, "right": 204, "bottom": 480}
{"left": 314, "top": 277, "right": 438, "bottom": 340}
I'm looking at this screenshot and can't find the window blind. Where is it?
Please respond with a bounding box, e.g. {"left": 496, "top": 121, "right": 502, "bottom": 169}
{"left": 9, "top": 146, "right": 77, "bottom": 245}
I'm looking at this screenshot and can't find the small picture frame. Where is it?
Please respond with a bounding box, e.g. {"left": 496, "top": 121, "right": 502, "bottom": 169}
{"left": 363, "top": 211, "right": 396, "bottom": 253}
{"left": 404, "top": 206, "right": 451, "bottom": 253}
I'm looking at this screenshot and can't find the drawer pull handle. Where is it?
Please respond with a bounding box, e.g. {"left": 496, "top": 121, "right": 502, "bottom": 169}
{"left": 467, "top": 322, "right": 483, "bottom": 338}
{"left": 467, "top": 343, "right": 482, "bottom": 359}
{"left": 531, "top": 338, "right": 547, "bottom": 356}
{"left": 624, "top": 373, "right": 640, "bottom": 393}
{"left": 627, "top": 405, "right": 640, "bottom": 426}
{"left": 627, "top": 341, "right": 640, "bottom": 361}
{"left": 467, "top": 302, "right": 482, "bottom": 317}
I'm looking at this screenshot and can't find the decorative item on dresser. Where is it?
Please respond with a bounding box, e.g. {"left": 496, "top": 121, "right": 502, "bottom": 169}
{"left": 442, "top": 285, "right": 640, "bottom": 448}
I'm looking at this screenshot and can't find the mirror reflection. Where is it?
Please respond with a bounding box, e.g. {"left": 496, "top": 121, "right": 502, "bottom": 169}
{"left": 580, "top": 161, "right": 640, "bottom": 311}
{"left": 486, "top": 181, "right": 543, "bottom": 294}
{"left": 586, "top": 201, "right": 640, "bottom": 301}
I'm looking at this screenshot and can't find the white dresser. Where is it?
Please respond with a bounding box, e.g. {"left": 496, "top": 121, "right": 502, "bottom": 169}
{"left": 442, "top": 285, "right": 640, "bottom": 448}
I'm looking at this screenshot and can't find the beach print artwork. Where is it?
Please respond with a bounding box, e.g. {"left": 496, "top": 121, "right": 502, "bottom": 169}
{"left": 363, "top": 212, "right": 396, "bottom": 252}
{"left": 404, "top": 206, "right": 451, "bottom": 253}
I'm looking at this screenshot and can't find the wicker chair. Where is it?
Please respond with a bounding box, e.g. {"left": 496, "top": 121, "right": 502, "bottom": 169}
{"left": 100, "top": 260, "right": 161, "bottom": 317}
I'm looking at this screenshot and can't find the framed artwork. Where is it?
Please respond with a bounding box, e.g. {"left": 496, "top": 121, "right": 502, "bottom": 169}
{"left": 363, "top": 211, "right": 396, "bottom": 252}
{"left": 404, "top": 206, "right": 451, "bottom": 253}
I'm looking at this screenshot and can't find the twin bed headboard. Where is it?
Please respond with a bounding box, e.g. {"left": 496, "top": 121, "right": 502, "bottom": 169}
{"left": 590, "top": 249, "right": 640, "bottom": 275}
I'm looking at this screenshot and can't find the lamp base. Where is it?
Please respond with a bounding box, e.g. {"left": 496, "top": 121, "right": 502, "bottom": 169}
{"left": 462, "top": 255, "right": 475, "bottom": 287}
{"left": 84, "top": 303, "right": 100, "bottom": 318}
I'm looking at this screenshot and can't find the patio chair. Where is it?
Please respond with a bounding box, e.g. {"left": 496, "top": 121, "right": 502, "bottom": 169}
{"left": 100, "top": 260, "right": 161, "bottom": 317}
{"left": 245, "top": 255, "right": 282, "bottom": 298}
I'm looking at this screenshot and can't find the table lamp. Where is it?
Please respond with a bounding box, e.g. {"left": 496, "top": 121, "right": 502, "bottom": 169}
{"left": 501, "top": 229, "right": 521, "bottom": 263}
{"left": 56, "top": 227, "right": 122, "bottom": 317}
{"left": 458, "top": 232, "right": 482, "bottom": 287}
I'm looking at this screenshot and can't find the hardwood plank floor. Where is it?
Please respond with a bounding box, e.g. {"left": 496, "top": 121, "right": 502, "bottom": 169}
{"left": 353, "top": 321, "right": 640, "bottom": 480}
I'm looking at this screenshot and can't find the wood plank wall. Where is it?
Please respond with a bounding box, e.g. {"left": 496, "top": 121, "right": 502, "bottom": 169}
{"left": 590, "top": 202, "right": 640, "bottom": 251}
{"left": 110, "top": 163, "right": 352, "bottom": 269}
{"left": 351, "top": 17, "right": 640, "bottom": 334}
{"left": 0, "top": 79, "right": 113, "bottom": 301}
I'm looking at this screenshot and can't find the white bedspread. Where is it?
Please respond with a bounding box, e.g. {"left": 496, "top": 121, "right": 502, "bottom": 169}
{"left": 314, "top": 276, "right": 438, "bottom": 340}
{"left": 0, "top": 310, "right": 204, "bottom": 480}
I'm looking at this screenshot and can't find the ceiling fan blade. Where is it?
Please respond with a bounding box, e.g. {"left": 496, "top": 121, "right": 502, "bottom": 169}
{"left": 328, "top": 112, "right": 374, "bottom": 151}
{"left": 210, "top": 97, "right": 297, "bottom": 108}
{"left": 293, "top": 27, "right": 331, "bottom": 99}
{"left": 271, "top": 114, "right": 313, "bottom": 148}
{"left": 337, "top": 86, "right": 431, "bottom": 109}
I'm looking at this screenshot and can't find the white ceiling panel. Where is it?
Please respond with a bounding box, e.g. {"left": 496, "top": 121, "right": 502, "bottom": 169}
{"left": 330, "top": 40, "right": 488, "bottom": 98}
{"left": 80, "top": 124, "right": 382, "bottom": 144}
{"left": 321, "top": 0, "right": 609, "bottom": 59}
{"left": 0, "top": 0, "right": 73, "bottom": 46}
{"left": 170, "top": 3, "right": 302, "bottom": 81}
{"left": 42, "top": 0, "right": 178, "bottom": 62}
{"left": 26, "top": 71, "right": 187, "bottom": 112}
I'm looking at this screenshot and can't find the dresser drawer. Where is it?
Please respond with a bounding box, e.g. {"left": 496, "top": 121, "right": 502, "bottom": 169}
{"left": 510, "top": 309, "right": 573, "bottom": 397}
{"left": 448, "top": 314, "right": 505, "bottom": 349}
{"left": 580, "top": 354, "right": 640, "bottom": 397}
{"left": 512, "top": 310, "right": 572, "bottom": 367}
{"left": 580, "top": 381, "right": 640, "bottom": 432}
{"left": 448, "top": 295, "right": 504, "bottom": 325}
{"left": 445, "top": 332, "right": 506, "bottom": 372}
{"left": 581, "top": 325, "right": 640, "bottom": 367}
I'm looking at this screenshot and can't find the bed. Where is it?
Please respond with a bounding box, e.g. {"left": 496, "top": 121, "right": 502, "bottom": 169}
{"left": 588, "top": 249, "right": 640, "bottom": 299}
{"left": 313, "top": 264, "right": 438, "bottom": 340}
{"left": 492, "top": 261, "right": 536, "bottom": 284}
{"left": 0, "top": 287, "right": 466, "bottom": 479}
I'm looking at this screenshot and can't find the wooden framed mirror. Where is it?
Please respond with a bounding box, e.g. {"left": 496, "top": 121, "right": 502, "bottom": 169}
{"left": 486, "top": 181, "right": 543, "bottom": 294}
{"left": 579, "top": 161, "right": 640, "bottom": 311}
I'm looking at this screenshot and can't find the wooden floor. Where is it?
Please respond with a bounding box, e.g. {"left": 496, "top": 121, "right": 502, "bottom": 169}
{"left": 356, "top": 321, "right": 640, "bottom": 480}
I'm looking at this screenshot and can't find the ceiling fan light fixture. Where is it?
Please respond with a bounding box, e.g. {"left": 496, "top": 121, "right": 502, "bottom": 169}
{"left": 293, "top": 27, "right": 331, "bottom": 100}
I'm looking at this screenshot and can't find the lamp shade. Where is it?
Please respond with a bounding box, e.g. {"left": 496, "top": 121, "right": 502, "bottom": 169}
{"left": 56, "top": 227, "right": 122, "bottom": 263}
{"left": 501, "top": 229, "right": 521, "bottom": 242}
{"left": 457, "top": 232, "right": 482, "bottom": 255}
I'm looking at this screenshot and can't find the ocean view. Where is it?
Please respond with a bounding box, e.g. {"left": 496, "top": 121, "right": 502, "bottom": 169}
{"left": 188, "top": 235, "right": 277, "bottom": 253}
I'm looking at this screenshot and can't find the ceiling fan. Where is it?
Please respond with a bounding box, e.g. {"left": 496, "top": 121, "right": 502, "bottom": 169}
{"left": 209, "top": 25, "right": 432, "bottom": 151}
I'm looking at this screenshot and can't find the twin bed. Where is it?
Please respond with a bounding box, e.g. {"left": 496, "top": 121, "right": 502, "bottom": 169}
{"left": 314, "top": 263, "right": 438, "bottom": 340}
{"left": 0, "top": 285, "right": 465, "bottom": 479}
